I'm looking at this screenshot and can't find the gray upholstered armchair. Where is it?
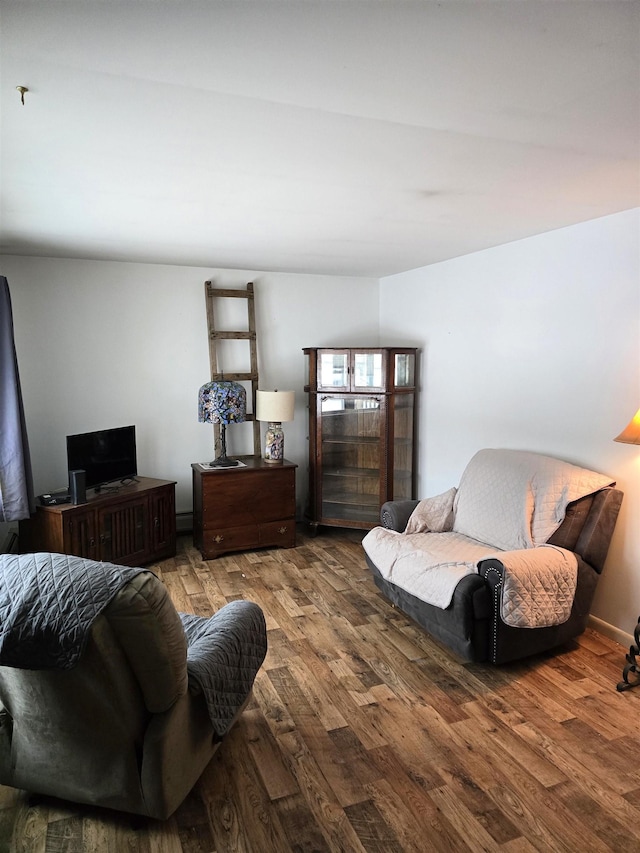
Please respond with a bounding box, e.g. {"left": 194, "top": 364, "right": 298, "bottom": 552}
{"left": 363, "top": 449, "right": 623, "bottom": 665}
{"left": 0, "top": 553, "right": 267, "bottom": 820}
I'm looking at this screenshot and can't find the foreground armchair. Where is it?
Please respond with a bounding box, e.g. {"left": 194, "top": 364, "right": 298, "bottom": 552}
{"left": 363, "top": 449, "right": 623, "bottom": 664}
{"left": 0, "top": 553, "right": 267, "bottom": 819}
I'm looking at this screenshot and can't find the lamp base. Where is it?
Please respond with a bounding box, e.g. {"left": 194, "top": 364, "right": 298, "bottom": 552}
{"left": 208, "top": 458, "right": 241, "bottom": 468}
{"left": 264, "top": 422, "right": 285, "bottom": 463}
{"left": 208, "top": 422, "right": 243, "bottom": 468}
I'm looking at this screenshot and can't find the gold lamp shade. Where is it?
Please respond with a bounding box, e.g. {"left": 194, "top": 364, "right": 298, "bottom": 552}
{"left": 614, "top": 408, "right": 640, "bottom": 445}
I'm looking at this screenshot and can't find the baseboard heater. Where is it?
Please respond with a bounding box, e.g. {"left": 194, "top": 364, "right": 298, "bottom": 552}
{"left": 1, "top": 531, "right": 18, "bottom": 554}
{"left": 176, "top": 512, "right": 193, "bottom": 534}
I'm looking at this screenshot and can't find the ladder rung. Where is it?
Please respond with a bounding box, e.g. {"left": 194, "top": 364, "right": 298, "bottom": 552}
{"left": 211, "top": 372, "right": 258, "bottom": 382}
{"left": 205, "top": 285, "right": 255, "bottom": 300}
{"left": 210, "top": 331, "right": 256, "bottom": 340}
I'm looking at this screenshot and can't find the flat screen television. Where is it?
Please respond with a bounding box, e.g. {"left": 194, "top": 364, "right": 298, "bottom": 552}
{"left": 66, "top": 425, "right": 137, "bottom": 491}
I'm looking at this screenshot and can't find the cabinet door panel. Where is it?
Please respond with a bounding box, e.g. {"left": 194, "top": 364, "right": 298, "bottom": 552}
{"left": 392, "top": 393, "right": 415, "bottom": 501}
{"left": 318, "top": 350, "right": 350, "bottom": 391}
{"left": 318, "top": 395, "right": 385, "bottom": 524}
{"left": 393, "top": 351, "right": 415, "bottom": 388}
{"left": 65, "top": 510, "right": 98, "bottom": 560}
{"left": 99, "top": 498, "right": 147, "bottom": 564}
{"left": 150, "top": 487, "right": 176, "bottom": 557}
{"left": 352, "top": 350, "right": 385, "bottom": 391}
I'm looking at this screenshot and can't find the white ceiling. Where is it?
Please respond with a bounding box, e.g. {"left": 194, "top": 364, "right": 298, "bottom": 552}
{"left": 2, "top": 1, "right": 639, "bottom": 278}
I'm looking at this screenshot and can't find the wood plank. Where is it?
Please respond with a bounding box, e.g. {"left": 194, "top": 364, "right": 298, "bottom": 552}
{"left": 271, "top": 793, "right": 332, "bottom": 853}
{"left": 427, "top": 785, "right": 510, "bottom": 851}
{"left": 3, "top": 530, "right": 640, "bottom": 852}
{"left": 363, "top": 776, "right": 469, "bottom": 853}
{"left": 343, "top": 799, "right": 404, "bottom": 853}
{"left": 198, "top": 725, "right": 292, "bottom": 853}
{"left": 242, "top": 708, "right": 299, "bottom": 801}
{"left": 267, "top": 665, "right": 368, "bottom": 808}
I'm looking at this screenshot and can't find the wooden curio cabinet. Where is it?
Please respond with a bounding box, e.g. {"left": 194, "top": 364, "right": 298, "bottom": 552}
{"left": 303, "top": 347, "right": 418, "bottom": 531}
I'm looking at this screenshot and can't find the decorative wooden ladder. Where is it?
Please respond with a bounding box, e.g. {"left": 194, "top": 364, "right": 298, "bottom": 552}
{"left": 204, "top": 280, "right": 261, "bottom": 457}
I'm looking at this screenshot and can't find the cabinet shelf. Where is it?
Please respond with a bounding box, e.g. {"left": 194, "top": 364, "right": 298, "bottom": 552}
{"left": 322, "top": 490, "right": 380, "bottom": 507}
{"left": 322, "top": 435, "right": 413, "bottom": 446}
{"left": 321, "top": 435, "right": 381, "bottom": 445}
{"left": 323, "top": 466, "right": 381, "bottom": 479}
{"left": 321, "top": 501, "right": 381, "bottom": 522}
{"left": 321, "top": 407, "right": 383, "bottom": 415}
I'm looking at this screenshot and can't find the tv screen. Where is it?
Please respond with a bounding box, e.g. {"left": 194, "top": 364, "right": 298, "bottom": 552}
{"left": 66, "top": 425, "right": 137, "bottom": 491}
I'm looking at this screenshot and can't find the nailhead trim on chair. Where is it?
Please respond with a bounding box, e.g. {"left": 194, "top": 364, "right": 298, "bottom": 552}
{"left": 484, "top": 567, "right": 502, "bottom": 664}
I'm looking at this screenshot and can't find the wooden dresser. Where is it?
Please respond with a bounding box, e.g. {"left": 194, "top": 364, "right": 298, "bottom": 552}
{"left": 192, "top": 456, "right": 296, "bottom": 559}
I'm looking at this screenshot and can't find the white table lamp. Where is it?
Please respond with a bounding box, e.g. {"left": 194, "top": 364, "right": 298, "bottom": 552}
{"left": 256, "top": 390, "right": 295, "bottom": 463}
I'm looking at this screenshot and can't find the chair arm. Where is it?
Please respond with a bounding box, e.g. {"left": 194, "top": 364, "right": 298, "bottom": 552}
{"left": 478, "top": 557, "right": 505, "bottom": 587}
{"left": 478, "top": 552, "right": 595, "bottom": 611}
{"left": 380, "top": 500, "right": 420, "bottom": 531}
{"left": 179, "top": 600, "right": 267, "bottom": 738}
{"left": 477, "top": 557, "right": 506, "bottom": 619}
{"left": 477, "top": 552, "right": 599, "bottom": 664}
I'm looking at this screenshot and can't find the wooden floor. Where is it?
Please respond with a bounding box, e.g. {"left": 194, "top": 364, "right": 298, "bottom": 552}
{"left": 2, "top": 528, "right": 640, "bottom": 852}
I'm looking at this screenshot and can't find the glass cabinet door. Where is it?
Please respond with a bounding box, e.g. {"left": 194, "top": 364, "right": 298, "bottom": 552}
{"left": 318, "top": 350, "right": 350, "bottom": 390}
{"left": 392, "top": 393, "right": 414, "bottom": 500}
{"left": 352, "top": 350, "right": 385, "bottom": 391}
{"left": 317, "top": 349, "right": 388, "bottom": 391}
{"left": 394, "top": 351, "right": 415, "bottom": 388}
{"left": 319, "top": 394, "right": 384, "bottom": 524}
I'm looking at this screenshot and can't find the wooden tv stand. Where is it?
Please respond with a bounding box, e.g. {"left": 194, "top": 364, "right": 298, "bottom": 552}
{"left": 19, "top": 477, "right": 176, "bottom": 567}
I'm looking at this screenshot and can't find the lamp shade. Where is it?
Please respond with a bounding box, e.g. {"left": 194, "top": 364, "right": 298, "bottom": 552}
{"left": 614, "top": 408, "right": 640, "bottom": 445}
{"left": 198, "top": 381, "right": 247, "bottom": 425}
{"left": 256, "top": 390, "right": 295, "bottom": 423}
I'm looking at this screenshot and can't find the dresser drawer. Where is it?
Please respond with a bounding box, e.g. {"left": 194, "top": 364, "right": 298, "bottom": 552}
{"left": 259, "top": 519, "right": 296, "bottom": 549}
{"left": 201, "top": 525, "right": 260, "bottom": 558}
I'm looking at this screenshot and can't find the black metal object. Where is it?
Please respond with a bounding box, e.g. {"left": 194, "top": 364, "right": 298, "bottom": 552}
{"left": 617, "top": 616, "right": 640, "bottom": 691}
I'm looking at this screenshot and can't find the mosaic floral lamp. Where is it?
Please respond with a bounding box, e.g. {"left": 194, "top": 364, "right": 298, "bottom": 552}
{"left": 256, "top": 389, "right": 295, "bottom": 463}
{"left": 198, "top": 380, "right": 247, "bottom": 467}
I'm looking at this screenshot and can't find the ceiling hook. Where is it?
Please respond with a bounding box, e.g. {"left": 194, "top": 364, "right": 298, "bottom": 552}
{"left": 16, "top": 86, "right": 28, "bottom": 105}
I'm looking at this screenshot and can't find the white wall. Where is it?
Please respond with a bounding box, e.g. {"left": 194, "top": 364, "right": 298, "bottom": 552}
{"left": 380, "top": 208, "right": 640, "bottom": 638}
{"left": 0, "top": 256, "right": 379, "bottom": 518}
{"left": 3, "top": 208, "right": 639, "bottom": 638}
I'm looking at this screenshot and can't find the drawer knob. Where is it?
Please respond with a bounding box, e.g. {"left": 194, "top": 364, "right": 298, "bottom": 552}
{"left": 278, "top": 526, "right": 287, "bottom": 535}
{"left": 214, "top": 535, "right": 224, "bottom": 543}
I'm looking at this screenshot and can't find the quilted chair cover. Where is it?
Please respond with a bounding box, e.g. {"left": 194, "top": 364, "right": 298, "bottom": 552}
{"left": 367, "top": 450, "right": 623, "bottom": 664}
{"left": 0, "top": 553, "right": 267, "bottom": 819}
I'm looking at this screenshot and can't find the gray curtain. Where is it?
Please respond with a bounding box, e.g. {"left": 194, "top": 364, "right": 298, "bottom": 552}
{"left": 0, "top": 276, "right": 34, "bottom": 521}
